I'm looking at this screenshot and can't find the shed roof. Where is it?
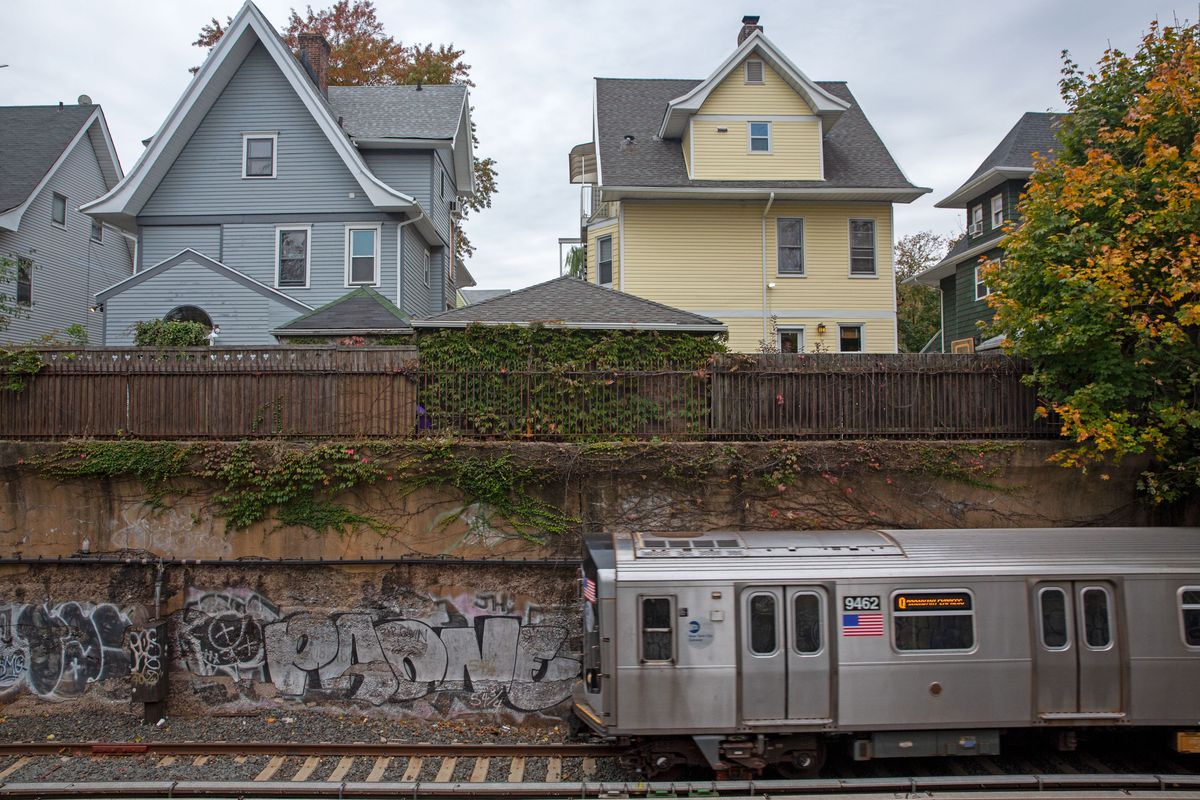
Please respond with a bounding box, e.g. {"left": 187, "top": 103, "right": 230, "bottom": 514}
{"left": 274, "top": 286, "right": 413, "bottom": 335}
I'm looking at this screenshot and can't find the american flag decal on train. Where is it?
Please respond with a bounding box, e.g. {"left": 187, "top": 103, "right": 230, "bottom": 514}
{"left": 582, "top": 577, "right": 597, "bottom": 603}
{"left": 842, "top": 612, "right": 884, "bottom": 636}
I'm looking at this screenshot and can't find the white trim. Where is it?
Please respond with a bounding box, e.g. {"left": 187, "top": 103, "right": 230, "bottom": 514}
{"left": 90, "top": 218, "right": 104, "bottom": 244}
{"left": 687, "top": 118, "right": 695, "bottom": 179}
{"left": 889, "top": 205, "right": 898, "bottom": 353}
{"left": 685, "top": 309, "right": 896, "bottom": 319}
{"left": 991, "top": 193, "right": 1004, "bottom": 228}
{"left": 775, "top": 216, "right": 804, "bottom": 277}
{"left": 744, "top": 58, "right": 764, "bottom": 85}
{"left": 908, "top": 233, "right": 1009, "bottom": 286}
{"left": 422, "top": 246, "right": 431, "bottom": 288}
{"left": 411, "top": 320, "right": 725, "bottom": 332}
{"left": 777, "top": 325, "right": 805, "bottom": 353}
{"left": 748, "top": 121, "right": 772, "bottom": 154}
{"left": 596, "top": 233, "right": 614, "bottom": 288}
{"left": 817, "top": 117, "right": 825, "bottom": 181}
{"left": 617, "top": 203, "right": 625, "bottom": 292}
{"left": 601, "top": 185, "right": 930, "bottom": 203}
{"left": 974, "top": 261, "right": 992, "bottom": 301}
{"left": 81, "top": 1, "right": 415, "bottom": 229}
{"left": 848, "top": 217, "right": 877, "bottom": 278}
{"left": 592, "top": 80, "right": 604, "bottom": 188}
{"left": 241, "top": 132, "right": 278, "bottom": 179}
{"left": 936, "top": 166, "right": 1033, "bottom": 209}
{"left": 274, "top": 224, "right": 311, "bottom": 289}
{"left": 694, "top": 114, "right": 818, "bottom": 123}
{"left": 837, "top": 322, "right": 865, "bottom": 353}
{"left": 344, "top": 223, "right": 382, "bottom": 287}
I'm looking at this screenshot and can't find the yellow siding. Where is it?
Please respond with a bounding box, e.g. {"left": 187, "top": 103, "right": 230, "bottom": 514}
{"left": 700, "top": 60, "right": 814, "bottom": 115}
{"left": 621, "top": 201, "right": 896, "bottom": 353}
{"left": 691, "top": 119, "right": 821, "bottom": 180}
{"left": 586, "top": 218, "right": 620, "bottom": 287}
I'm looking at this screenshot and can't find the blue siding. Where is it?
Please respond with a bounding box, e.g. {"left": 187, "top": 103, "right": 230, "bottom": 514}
{"left": 0, "top": 133, "right": 133, "bottom": 345}
{"left": 400, "top": 226, "right": 436, "bottom": 317}
{"left": 362, "top": 150, "right": 431, "bottom": 208}
{"left": 429, "top": 150, "right": 453, "bottom": 245}
{"left": 103, "top": 255, "right": 303, "bottom": 346}
{"left": 141, "top": 43, "right": 377, "bottom": 217}
{"left": 140, "top": 225, "right": 221, "bottom": 266}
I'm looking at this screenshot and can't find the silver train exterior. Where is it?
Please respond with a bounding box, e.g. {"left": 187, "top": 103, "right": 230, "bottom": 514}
{"left": 573, "top": 528, "right": 1200, "bottom": 775}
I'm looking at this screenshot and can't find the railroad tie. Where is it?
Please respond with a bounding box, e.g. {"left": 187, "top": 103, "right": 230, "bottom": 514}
{"left": 435, "top": 756, "right": 457, "bottom": 782}
{"left": 156, "top": 756, "right": 176, "bottom": 768}
{"left": 366, "top": 757, "right": 390, "bottom": 782}
{"left": 193, "top": 756, "right": 209, "bottom": 767}
{"left": 470, "top": 757, "right": 490, "bottom": 782}
{"left": 546, "top": 756, "right": 562, "bottom": 782}
{"left": 234, "top": 756, "right": 248, "bottom": 765}
{"left": 0, "top": 757, "right": 30, "bottom": 780}
{"left": 507, "top": 756, "right": 525, "bottom": 782}
{"left": 400, "top": 757, "right": 423, "bottom": 782}
{"left": 254, "top": 755, "right": 286, "bottom": 782}
{"left": 582, "top": 757, "right": 596, "bottom": 778}
{"left": 291, "top": 755, "right": 322, "bottom": 782}
{"left": 325, "top": 756, "right": 354, "bottom": 782}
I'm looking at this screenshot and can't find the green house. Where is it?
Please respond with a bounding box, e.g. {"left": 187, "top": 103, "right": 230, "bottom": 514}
{"left": 911, "top": 112, "right": 1063, "bottom": 352}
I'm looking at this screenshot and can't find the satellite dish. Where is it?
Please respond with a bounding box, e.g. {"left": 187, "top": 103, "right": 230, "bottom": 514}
{"left": 77, "top": 94, "right": 92, "bottom": 106}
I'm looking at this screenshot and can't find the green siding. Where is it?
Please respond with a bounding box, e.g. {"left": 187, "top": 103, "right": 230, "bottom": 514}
{"left": 938, "top": 275, "right": 956, "bottom": 352}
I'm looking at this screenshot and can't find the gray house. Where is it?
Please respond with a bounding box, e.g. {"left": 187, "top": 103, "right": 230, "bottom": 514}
{"left": 0, "top": 103, "right": 133, "bottom": 344}
{"left": 85, "top": 0, "right": 474, "bottom": 345}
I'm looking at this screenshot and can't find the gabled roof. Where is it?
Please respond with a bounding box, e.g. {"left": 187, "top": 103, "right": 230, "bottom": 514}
{"left": 936, "top": 112, "right": 1065, "bottom": 208}
{"left": 96, "top": 248, "right": 311, "bottom": 311}
{"left": 273, "top": 286, "right": 413, "bottom": 335}
{"left": 460, "top": 288, "right": 511, "bottom": 305}
{"left": 81, "top": 0, "right": 417, "bottom": 230}
{"left": 658, "top": 30, "right": 849, "bottom": 139}
{"left": 413, "top": 276, "right": 727, "bottom": 333}
{"left": 0, "top": 105, "right": 123, "bottom": 232}
{"left": 594, "top": 78, "right": 925, "bottom": 201}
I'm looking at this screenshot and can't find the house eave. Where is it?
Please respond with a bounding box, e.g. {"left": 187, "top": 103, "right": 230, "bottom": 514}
{"left": 908, "top": 233, "right": 1009, "bottom": 286}
{"left": 273, "top": 326, "right": 413, "bottom": 336}
{"left": 411, "top": 319, "right": 727, "bottom": 333}
{"left": 601, "top": 185, "right": 930, "bottom": 203}
{"left": 935, "top": 167, "right": 1033, "bottom": 209}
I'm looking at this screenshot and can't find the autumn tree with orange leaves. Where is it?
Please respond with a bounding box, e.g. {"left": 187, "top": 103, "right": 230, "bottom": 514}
{"left": 193, "top": 1, "right": 496, "bottom": 258}
{"left": 985, "top": 21, "right": 1200, "bottom": 501}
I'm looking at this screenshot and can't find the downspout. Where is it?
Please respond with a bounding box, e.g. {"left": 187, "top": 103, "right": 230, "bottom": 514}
{"left": 761, "top": 192, "right": 776, "bottom": 344}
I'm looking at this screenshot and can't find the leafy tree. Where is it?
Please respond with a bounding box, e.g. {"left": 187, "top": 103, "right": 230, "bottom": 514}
{"left": 0, "top": 256, "right": 31, "bottom": 332}
{"left": 193, "top": 0, "right": 497, "bottom": 259}
{"left": 564, "top": 245, "right": 586, "bottom": 279}
{"left": 894, "top": 231, "right": 949, "bottom": 352}
{"left": 986, "top": 20, "right": 1200, "bottom": 501}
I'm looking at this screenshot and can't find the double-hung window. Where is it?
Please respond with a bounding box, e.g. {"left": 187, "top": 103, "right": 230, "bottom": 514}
{"left": 597, "top": 235, "right": 613, "bottom": 286}
{"left": 242, "top": 133, "right": 277, "bottom": 178}
{"left": 975, "top": 261, "right": 992, "bottom": 300}
{"left": 276, "top": 227, "right": 310, "bottom": 288}
{"left": 778, "top": 327, "right": 804, "bottom": 354}
{"left": 51, "top": 193, "right": 67, "bottom": 227}
{"left": 90, "top": 219, "right": 103, "bottom": 243}
{"left": 749, "top": 121, "right": 771, "bottom": 153}
{"left": 991, "top": 194, "right": 1004, "bottom": 228}
{"left": 346, "top": 226, "right": 379, "bottom": 286}
{"left": 15, "top": 257, "right": 32, "bottom": 306}
{"left": 849, "top": 219, "right": 876, "bottom": 276}
{"left": 777, "top": 218, "right": 804, "bottom": 275}
{"left": 969, "top": 205, "right": 983, "bottom": 236}
{"left": 839, "top": 324, "right": 863, "bottom": 352}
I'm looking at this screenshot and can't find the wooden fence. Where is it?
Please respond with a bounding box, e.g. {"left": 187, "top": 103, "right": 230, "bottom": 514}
{"left": 0, "top": 349, "right": 1056, "bottom": 440}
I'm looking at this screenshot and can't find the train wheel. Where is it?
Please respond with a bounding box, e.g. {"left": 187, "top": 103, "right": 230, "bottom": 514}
{"left": 772, "top": 743, "right": 826, "bottom": 778}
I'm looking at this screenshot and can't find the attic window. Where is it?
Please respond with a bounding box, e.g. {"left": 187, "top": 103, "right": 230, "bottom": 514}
{"left": 745, "top": 60, "right": 764, "bottom": 84}
{"left": 242, "top": 133, "right": 277, "bottom": 179}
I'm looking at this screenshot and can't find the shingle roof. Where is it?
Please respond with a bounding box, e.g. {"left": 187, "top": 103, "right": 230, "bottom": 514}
{"left": 963, "top": 112, "right": 1065, "bottom": 184}
{"left": 327, "top": 85, "right": 466, "bottom": 140}
{"left": 274, "top": 286, "right": 413, "bottom": 334}
{"left": 414, "top": 276, "right": 726, "bottom": 331}
{"left": 460, "top": 288, "right": 511, "bottom": 305}
{"left": 0, "top": 105, "right": 96, "bottom": 212}
{"left": 594, "top": 78, "right": 918, "bottom": 190}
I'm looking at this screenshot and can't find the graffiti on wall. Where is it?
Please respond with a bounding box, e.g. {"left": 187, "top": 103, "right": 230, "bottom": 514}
{"left": 0, "top": 602, "right": 132, "bottom": 700}
{"left": 179, "top": 587, "right": 580, "bottom": 712}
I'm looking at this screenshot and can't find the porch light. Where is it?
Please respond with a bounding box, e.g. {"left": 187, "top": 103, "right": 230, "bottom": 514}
{"left": 817, "top": 323, "right": 827, "bottom": 335}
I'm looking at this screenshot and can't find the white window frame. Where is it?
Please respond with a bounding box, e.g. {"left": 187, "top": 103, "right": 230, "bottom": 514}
{"left": 744, "top": 59, "right": 765, "bottom": 84}
{"left": 597, "top": 234, "right": 614, "bottom": 287}
{"left": 975, "top": 260, "right": 993, "bottom": 301}
{"left": 848, "top": 218, "right": 877, "bottom": 277}
{"left": 51, "top": 192, "right": 67, "bottom": 228}
{"left": 274, "top": 225, "right": 311, "bottom": 289}
{"left": 991, "top": 194, "right": 1004, "bottom": 228}
{"left": 968, "top": 204, "right": 983, "bottom": 236}
{"left": 344, "top": 224, "right": 382, "bottom": 287}
{"left": 838, "top": 323, "right": 864, "bottom": 353}
{"left": 748, "top": 121, "right": 771, "bottom": 154}
{"left": 776, "top": 217, "right": 805, "bottom": 277}
{"left": 422, "top": 248, "right": 431, "bottom": 287}
{"left": 241, "top": 132, "right": 278, "bottom": 179}
{"left": 1179, "top": 586, "right": 1200, "bottom": 649}
{"left": 90, "top": 219, "right": 104, "bottom": 244}
{"left": 777, "top": 326, "right": 805, "bottom": 354}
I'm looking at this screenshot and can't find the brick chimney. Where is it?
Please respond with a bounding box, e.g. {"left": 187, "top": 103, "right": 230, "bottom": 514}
{"left": 738, "top": 15, "right": 763, "bottom": 45}
{"left": 298, "top": 32, "right": 331, "bottom": 97}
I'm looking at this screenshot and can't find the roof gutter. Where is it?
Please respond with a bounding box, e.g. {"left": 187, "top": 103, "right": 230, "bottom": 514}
{"left": 409, "top": 320, "right": 727, "bottom": 333}
{"left": 602, "top": 185, "right": 931, "bottom": 203}
{"left": 935, "top": 167, "right": 1033, "bottom": 209}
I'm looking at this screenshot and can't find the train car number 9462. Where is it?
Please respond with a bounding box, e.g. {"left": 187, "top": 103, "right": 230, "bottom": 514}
{"left": 843, "top": 596, "right": 881, "bottom": 611}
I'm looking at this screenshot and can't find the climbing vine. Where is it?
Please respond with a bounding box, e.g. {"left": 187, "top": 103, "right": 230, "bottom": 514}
{"left": 0, "top": 348, "right": 45, "bottom": 392}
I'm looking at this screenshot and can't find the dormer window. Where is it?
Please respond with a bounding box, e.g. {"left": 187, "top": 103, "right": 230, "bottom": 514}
{"left": 969, "top": 205, "right": 983, "bottom": 236}
{"left": 242, "top": 133, "right": 277, "bottom": 178}
{"left": 991, "top": 194, "right": 1004, "bottom": 228}
{"left": 749, "top": 121, "right": 771, "bottom": 153}
{"left": 745, "top": 59, "right": 764, "bottom": 84}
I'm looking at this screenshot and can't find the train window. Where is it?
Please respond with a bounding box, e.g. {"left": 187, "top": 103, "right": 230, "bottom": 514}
{"left": 1181, "top": 588, "right": 1200, "bottom": 647}
{"left": 1082, "top": 587, "right": 1112, "bottom": 649}
{"left": 641, "top": 596, "right": 674, "bottom": 663}
{"left": 1039, "top": 588, "right": 1069, "bottom": 650}
{"left": 892, "top": 590, "right": 975, "bottom": 652}
{"left": 749, "top": 593, "right": 777, "bottom": 654}
{"left": 793, "top": 593, "right": 822, "bottom": 654}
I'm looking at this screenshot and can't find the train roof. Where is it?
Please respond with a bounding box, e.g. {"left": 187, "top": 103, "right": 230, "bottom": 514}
{"left": 605, "top": 528, "right": 1200, "bottom": 581}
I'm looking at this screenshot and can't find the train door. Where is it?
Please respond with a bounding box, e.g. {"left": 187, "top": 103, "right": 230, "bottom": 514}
{"left": 739, "top": 586, "right": 831, "bottom": 722}
{"left": 1033, "top": 581, "right": 1123, "bottom": 716}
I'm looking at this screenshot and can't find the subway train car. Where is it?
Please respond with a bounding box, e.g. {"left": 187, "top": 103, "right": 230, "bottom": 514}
{"left": 572, "top": 528, "right": 1200, "bottom": 776}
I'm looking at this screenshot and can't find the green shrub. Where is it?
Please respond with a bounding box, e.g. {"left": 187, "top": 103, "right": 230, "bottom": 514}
{"left": 133, "top": 320, "right": 209, "bottom": 347}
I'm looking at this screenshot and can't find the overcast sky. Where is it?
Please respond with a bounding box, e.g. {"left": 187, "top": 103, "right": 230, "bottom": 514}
{"left": 1, "top": 0, "right": 1180, "bottom": 290}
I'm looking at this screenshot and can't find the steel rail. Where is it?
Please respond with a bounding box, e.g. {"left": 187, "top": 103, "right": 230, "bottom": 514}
{"left": 0, "top": 740, "right": 626, "bottom": 758}
{"left": 3, "top": 773, "right": 1200, "bottom": 799}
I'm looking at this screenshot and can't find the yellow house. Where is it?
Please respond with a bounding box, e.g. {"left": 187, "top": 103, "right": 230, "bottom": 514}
{"left": 567, "top": 16, "right": 928, "bottom": 353}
